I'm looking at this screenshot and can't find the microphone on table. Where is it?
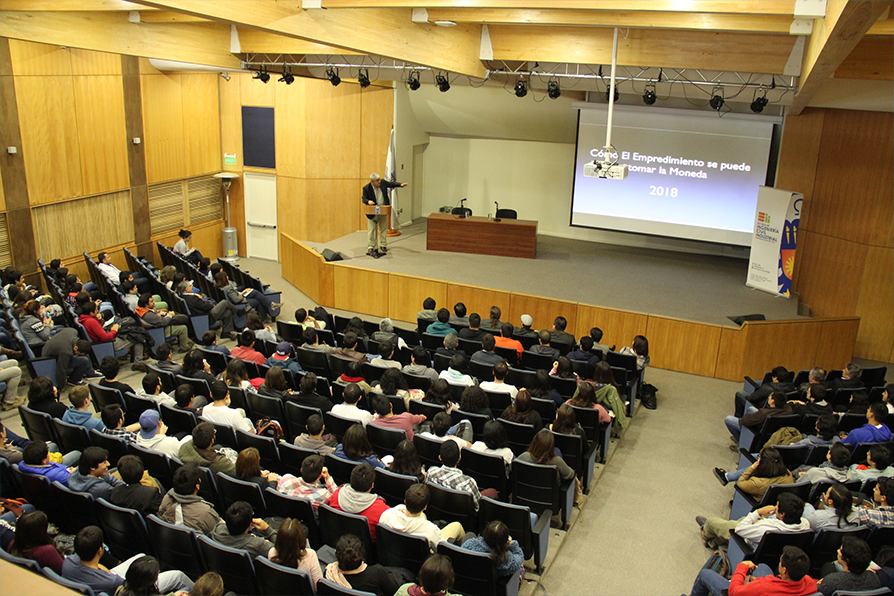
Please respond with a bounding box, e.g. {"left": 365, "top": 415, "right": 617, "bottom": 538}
{"left": 458, "top": 198, "right": 467, "bottom": 218}
{"left": 494, "top": 201, "right": 501, "bottom": 222}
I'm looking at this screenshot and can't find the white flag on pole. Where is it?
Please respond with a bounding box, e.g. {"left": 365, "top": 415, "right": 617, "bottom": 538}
{"left": 385, "top": 127, "right": 399, "bottom": 229}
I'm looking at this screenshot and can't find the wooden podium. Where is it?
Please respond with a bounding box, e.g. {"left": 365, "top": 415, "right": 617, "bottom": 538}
{"left": 363, "top": 204, "right": 401, "bottom": 237}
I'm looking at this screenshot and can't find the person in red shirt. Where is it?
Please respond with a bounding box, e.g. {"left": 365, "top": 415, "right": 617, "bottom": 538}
{"left": 369, "top": 394, "right": 425, "bottom": 441}
{"left": 684, "top": 545, "right": 817, "bottom": 596}
{"left": 229, "top": 330, "right": 266, "bottom": 365}
{"left": 77, "top": 301, "right": 146, "bottom": 371}
{"left": 325, "top": 464, "right": 389, "bottom": 541}
{"left": 494, "top": 323, "right": 523, "bottom": 360}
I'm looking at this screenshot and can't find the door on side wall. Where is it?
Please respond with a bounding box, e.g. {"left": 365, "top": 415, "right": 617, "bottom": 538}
{"left": 243, "top": 172, "right": 278, "bottom": 260}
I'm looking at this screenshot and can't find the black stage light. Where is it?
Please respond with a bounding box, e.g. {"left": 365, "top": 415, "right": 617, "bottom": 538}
{"left": 278, "top": 68, "right": 294, "bottom": 85}
{"left": 436, "top": 73, "right": 450, "bottom": 92}
{"left": 605, "top": 86, "right": 619, "bottom": 103}
{"left": 751, "top": 87, "right": 769, "bottom": 113}
{"left": 514, "top": 77, "right": 527, "bottom": 98}
{"left": 326, "top": 66, "right": 341, "bottom": 86}
{"left": 547, "top": 79, "right": 561, "bottom": 99}
{"left": 253, "top": 70, "right": 270, "bottom": 83}
{"left": 408, "top": 71, "right": 421, "bottom": 91}
{"left": 710, "top": 93, "right": 724, "bottom": 111}
{"left": 358, "top": 68, "right": 371, "bottom": 88}
{"left": 643, "top": 86, "right": 656, "bottom": 105}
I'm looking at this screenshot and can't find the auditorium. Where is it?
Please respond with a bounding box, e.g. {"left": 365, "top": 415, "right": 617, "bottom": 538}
{"left": 0, "top": 2, "right": 892, "bottom": 595}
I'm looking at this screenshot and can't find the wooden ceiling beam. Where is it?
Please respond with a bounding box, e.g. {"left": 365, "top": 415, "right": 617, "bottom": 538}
{"left": 127, "top": 0, "right": 487, "bottom": 78}
{"left": 423, "top": 8, "right": 798, "bottom": 33}
{"left": 834, "top": 36, "right": 894, "bottom": 80}
{"left": 321, "top": 1, "right": 799, "bottom": 16}
{"left": 0, "top": 1, "right": 150, "bottom": 10}
{"left": 0, "top": 10, "right": 241, "bottom": 69}
{"left": 487, "top": 25, "right": 798, "bottom": 74}
{"left": 790, "top": 0, "right": 891, "bottom": 114}
{"left": 237, "top": 28, "right": 360, "bottom": 55}
{"left": 131, "top": 11, "right": 210, "bottom": 23}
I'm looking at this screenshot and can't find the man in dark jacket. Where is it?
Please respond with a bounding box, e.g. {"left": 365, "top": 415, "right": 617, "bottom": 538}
{"left": 362, "top": 173, "right": 407, "bottom": 257}
{"left": 734, "top": 366, "right": 795, "bottom": 417}
{"left": 110, "top": 455, "right": 162, "bottom": 516}
{"left": 136, "top": 294, "right": 192, "bottom": 352}
{"left": 177, "top": 280, "right": 237, "bottom": 338}
{"left": 725, "top": 391, "right": 793, "bottom": 443}
{"left": 41, "top": 328, "right": 97, "bottom": 388}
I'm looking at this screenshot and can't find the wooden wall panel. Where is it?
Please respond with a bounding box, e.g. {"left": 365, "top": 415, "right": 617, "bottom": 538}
{"left": 854, "top": 246, "right": 894, "bottom": 361}
{"left": 218, "top": 74, "right": 243, "bottom": 172}
{"left": 389, "top": 274, "right": 447, "bottom": 326}
{"left": 794, "top": 232, "right": 867, "bottom": 317}
{"left": 0, "top": 168, "right": 5, "bottom": 212}
{"left": 69, "top": 48, "right": 121, "bottom": 76}
{"left": 333, "top": 264, "right": 389, "bottom": 318}
{"left": 72, "top": 75, "right": 129, "bottom": 196}
{"left": 32, "top": 190, "right": 133, "bottom": 259}
{"left": 776, "top": 108, "right": 824, "bottom": 235}
{"left": 359, "top": 86, "right": 395, "bottom": 179}
{"left": 573, "top": 304, "right": 648, "bottom": 353}
{"left": 446, "top": 283, "right": 511, "bottom": 325}
{"left": 240, "top": 73, "right": 275, "bottom": 108}
{"left": 739, "top": 320, "right": 824, "bottom": 379}
{"left": 645, "top": 316, "right": 722, "bottom": 377}
{"left": 815, "top": 318, "right": 861, "bottom": 372}
{"left": 508, "top": 293, "right": 577, "bottom": 336}
{"left": 835, "top": 37, "right": 894, "bottom": 81}
{"left": 277, "top": 176, "right": 308, "bottom": 245}
{"left": 153, "top": 219, "right": 222, "bottom": 267}
{"left": 274, "top": 81, "right": 306, "bottom": 179}
{"left": 15, "top": 76, "right": 83, "bottom": 204}
{"left": 280, "top": 234, "right": 334, "bottom": 307}
{"left": 304, "top": 80, "right": 361, "bottom": 180}
{"left": 715, "top": 326, "right": 747, "bottom": 382}
{"left": 810, "top": 110, "right": 893, "bottom": 245}
{"left": 141, "top": 73, "right": 185, "bottom": 183}
{"left": 304, "top": 179, "right": 364, "bottom": 241}
{"left": 7, "top": 39, "right": 71, "bottom": 76}
{"left": 181, "top": 74, "right": 221, "bottom": 178}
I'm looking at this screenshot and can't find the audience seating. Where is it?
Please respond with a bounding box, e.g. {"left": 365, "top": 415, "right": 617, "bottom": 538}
{"left": 323, "top": 412, "right": 359, "bottom": 442}
{"left": 96, "top": 497, "right": 155, "bottom": 561}
{"left": 413, "top": 434, "right": 443, "bottom": 469}
{"left": 277, "top": 442, "right": 317, "bottom": 478}
{"left": 207, "top": 421, "right": 238, "bottom": 448}
{"left": 402, "top": 371, "right": 433, "bottom": 392}
{"left": 318, "top": 503, "right": 377, "bottom": 563}
{"left": 375, "top": 523, "right": 430, "bottom": 575}
{"left": 146, "top": 514, "right": 207, "bottom": 580}
{"left": 42, "top": 567, "right": 96, "bottom": 596}
{"left": 452, "top": 409, "right": 488, "bottom": 442}
{"left": 511, "top": 459, "right": 574, "bottom": 530}
{"left": 373, "top": 468, "right": 418, "bottom": 508}
{"left": 0, "top": 546, "right": 42, "bottom": 573}
{"left": 128, "top": 442, "right": 174, "bottom": 491}
{"left": 317, "top": 578, "right": 377, "bottom": 596}
{"left": 552, "top": 430, "right": 598, "bottom": 493}
{"left": 159, "top": 403, "right": 198, "bottom": 437}
{"left": 459, "top": 447, "right": 509, "bottom": 498}
{"left": 236, "top": 429, "right": 281, "bottom": 470}
{"left": 9, "top": 465, "right": 53, "bottom": 512}
{"left": 263, "top": 487, "right": 321, "bottom": 546}
{"left": 217, "top": 472, "right": 267, "bottom": 514}
{"left": 253, "top": 556, "right": 317, "bottom": 596}
{"left": 283, "top": 402, "right": 321, "bottom": 439}
{"left": 499, "top": 419, "right": 536, "bottom": 457}
{"left": 426, "top": 482, "right": 478, "bottom": 533}
{"left": 196, "top": 534, "right": 260, "bottom": 596}
{"left": 728, "top": 529, "right": 814, "bottom": 569}
{"left": 88, "top": 429, "right": 129, "bottom": 467}
{"left": 730, "top": 480, "right": 812, "bottom": 520}
{"left": 18, "top": 406, "right": 57, "bottom": 445}
{"left": 438, "top": 540, "right": 520, "bottom": 596}
{"left": 51, "top": 481, "right": 101, "bottom": 535}
{"left": 408, "top": 399, "right": 446, "bottom": 421}
{"left": 323, "top": 453, "right": 360, "bottom": 486}
{"left": 806, "top": 526, "right": 871, "bottom": 577}
{"left": 480, "top": 496, "right": 551, "bottom": 574}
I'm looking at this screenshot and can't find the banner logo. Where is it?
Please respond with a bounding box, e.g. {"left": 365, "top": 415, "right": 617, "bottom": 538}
{"left": 757, "top": 212, "right": 770, "bottom": 223}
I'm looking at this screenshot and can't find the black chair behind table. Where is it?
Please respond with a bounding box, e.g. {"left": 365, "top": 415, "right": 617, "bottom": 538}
{"left": 278, "top": 442, "right": 319, "bottom": 478}
{"left": 505, "top": 366, "right": 536, "bottom": 389}
{"left": 318, "top": 503, "right": 377, "bottom": 563}
{"left": 323, "top": 411, "right": 360, "bottom": 442}
{"left": 88, "top": 428, "right": 129, "bottom": 467}
{"left": 146, "top": 514, "right": 207, "bottom": 580}
{"left": 511, "top": 459, "right": 574, "bottom": 530}
{"left": 521, "top": 351, "right": 553, "bottom": 372}
{"left": 128, "top": 442, "right": 173, "bottom": 491}
{"left": 403, "top": 371, "right": 433, "bottom": 392}
{"left": 553, "top": 430, "right": 598, "bottom": 494}
{"left": 96, "top": 497, "right": 155, "bottom": 561}
{"left": 480, "top": 496, "right": 551, "bottom": 574}
{"left": 408, "top": 399, "right": 446, "bottom": 421}
{"left": 459, "top": 447, "right": 508, "bottom": 498}
{"left": 236, "top": 428, "right": 281, "bottom": 470}
{"left": 495, "top": 208, "right": 517, "bottom": 219}
{"left": 323, "top": 453, "right": 361, "bottom": 487}
{"left": 51, "top": 418, "right": 91, "bottom": 454}
{"left": 284, "top": 402, "right": 322, "bottom": 439}
{"left": 438, "top": 540, "right": 518, "bottom": 596}
{"left": 317, "top": 578, "right": 377, "bottom": 596}
{"left": 374, "top": 468, "right": 419, "bottom": 508}
{"left": 216, "top": 472, "right": 268, "bottom": 515}
{"left": 498, "top": 418, "right": 537, "bottom": 457}
{"left": 806, "top": 526, "right": 871, "bottom": 577}
{"left": 196, "top": 534, "right": 259, "bottom": 596}
{"left": 426, "top": 482, "right": 478, "bottom": 533}
{"left": 159, "top": 403, "right": 198, "bottom": 437}
{"left": 122, "top": 392, "right": 159, "bottom": 426}
{"left": 263, "top": 487, "right": 322, "bottom": 546}
{"left": 413, "top": 434, "right": 444, "bottom": 469}
{"left": 452, "top": 409, "right": 489, "bottom": 442}
{"left": 253, "top": 556, "right": 316, "bottom": 596}
{"left": 729, "top": 529, "right": 815, "bottom": 570}
{"left": 52, "top": 480, "right": 101, "bottom": 535}
{"left": 366, "top": 424, "right": 407, "bottom": 458}
{"left": 375, "top": 523, "right": 431, "bottom": 575}
{"left": 485, "top": 391, "right": 512, "bottom": 419}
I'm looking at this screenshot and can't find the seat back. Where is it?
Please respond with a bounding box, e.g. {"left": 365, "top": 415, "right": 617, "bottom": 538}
{"left": 146, "top": 514, "right": 206, "bottom": 580}
{"left": 318, "top": 503, "right": 376, "bottom": 563}
{"left": 505, "top": 367, "right": 536, "bottom": 389}
{"left": 746, "top": 414, "right": 801, "bottom": 453}
{"left": 808, "top": 526, "right": 871, "bottom": 576}
{"left": 159, "top": 403, "right": 198, "bottom": 437}
{"left": 495, "top": 208, "right": 517, "bottom": 219}
{"left": 498, "top": 418, "right": 536, "bottom": 456}
{"left": 375, "top": 523, "right": 431, "bottom": 575}
{"left": 236, "top": 429, "right": 281, "bottom": 470}
{"left": 402, "top": 371, "right": 433, "bottom": 392}
{"left": 459, "top": 447, "right": 508, "bottom": 497}
{"left": 9, "top": 464, "right": 53, "bottom": 513}
{"left": 551, "top": 431, "right": 585, "bottom": 478}
{"left": 804, "top": 444, "right": 831, "bottom": 467}
{"left": 216, "top": 472, "right": 268, "bottom": 514}
{"left": 807, "top": 479, "right": 862, "bottom": 504}
{"left": 521, "top": 351, "right": 553, "bottom": 371}
{"left": 276, "top": 321, "right": 305, "bottom": 345}
{"left": 196, "top": 534, "right": 258, "bottom": 595}
{"left": 748, "top": 529, "right": 816, "bottom": 569}
{"left": 96, "top": 497, "right": 154, "bottom": 561}
{"left": 263, "top": 488, "right": 321, "bottom": 546}
{"left": 861, "top": 366, "right": 887, "bottom": 388}
{"left": 253, "top": 556, "right": 316, "bottom": 596}
{"left": 128, "top": 442, "right": 173, "bottom": 491}
{"left": 413, "top": 434, "right": 444, "bottom": 469}
{"left": 317, "top": 578, "right": 377, "bottom": 596}
{"left": 175, "top": 375, "right": 211, "bottom": 399}
{"left": 277, "top": 442, "right": 319, "bottom": 478}
{"left": 323, "top": 411, "right": 361, "bottom": 442}
{"left": 19, "top": 405, "right": 57, "bottom": 444}
{"left": 493, "top": 346, "right": 518, "bottom": 366}
{"left": 88, "top": 382, "right": 125, "bottom": 412}
{"left": 773, "top": 444, "right": 813, "bottom": 470}
{"left": 756, "top": 481, "right": 813, "bottom": 509}
{"left": 366, "top": 424, "right": 407, "bottom": 458}
{"left": 51, "top": 418, "right": 91, "bottom": 454}
{"left": 373, "top": 468, "right": 419, "bottom": 507}
{"left": 480, "top": 496, "right": 548, "bottom": 572}
{"left": 0, "top": 546, "right": 42, "bottom": 573}
{"left": 510, "top": 459, "right": 559, "bottom": 516}
{"left": 323, "top": 453, "right": 360, "bottom": 487}
{"left": 452, "top": 409, "right": 489, "bottom": 442}
{"left": 197, "top": 348, "right": 229, "bottom": 375}
{"left": 437, "top": 540, "right": 504, "bottom": 596}
{"left": 147, "top": 364, "right": 178, "bottom": 394}
{"left": 530, "top": 397, "right": 556, "bottom": 423}
{"left": 51, "top": 480, "right": 100, "bottom": 534}
{"left": 122, "top": 392, "right": 159, "bottom": 426}
{"left": 867, "top": 524, "right": 894, "bottom": 558}
{"left": 427, "top": 482, "right": 478, "bottom": 532}
{"left": 296, "top": 347, "right": 332, "bottom": 379}
{"left": 284, "top": 401, "right": 322, "bottom": 438}
{"left": 207, "top": 421, "right": 238, "bottom": 448}
{"left": 484, "top": 391, "right": 512, "bottom": 419}
{"left": 42, "top": 567, "right": 96, "bottom": 596}
{"left": 408, "top": 399, "right": 446, "bottom": 421}
{"left": 88, "top": 429, "right": 129, "bottom": 467}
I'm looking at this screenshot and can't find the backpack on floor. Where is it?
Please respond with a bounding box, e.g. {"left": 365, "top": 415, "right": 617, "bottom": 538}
{"left": 702, "top": 546, "right": 731, "bottom": 579}
{"left": 640, "top": 383, "right": 658, "bottom": 410}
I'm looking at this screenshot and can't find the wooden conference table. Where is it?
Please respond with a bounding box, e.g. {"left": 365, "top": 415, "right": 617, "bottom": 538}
{"left": 426, "top": 213, "right": 538, "bottom": 258}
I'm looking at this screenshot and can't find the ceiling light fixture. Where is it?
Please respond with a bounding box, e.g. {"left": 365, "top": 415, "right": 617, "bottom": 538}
{"left": 278, "top": 67, "right": 294, "bottom": 85}
{"left": 709, "top": 86, "right": 724, "bottom": 111}
{"left": 326, "top": 66, "right": 341, "bottom": 86}
{"left": 750, "top": 86, "right": 769, "bottom": 113}
{"left": 514, "top": 77, "right": 528, "bottom": 98}
{"left": 435, "top": 72, "right": 450, "bottom": 92}
{"left": 407, "top": 71, "right": 421, "bottom": 91}
{"left": 253, "top": 69, "right": 270, "bottom": 84}
{"left": 357, "top": 68, "right": 371, "bottom": 88}
{"left": 547, "top": 79, "right": 561, "bottom": 99}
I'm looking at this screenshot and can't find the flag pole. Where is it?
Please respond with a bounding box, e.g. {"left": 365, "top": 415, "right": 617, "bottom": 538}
{"left": 385, "top": 127, "right": 401, "bottom": 237}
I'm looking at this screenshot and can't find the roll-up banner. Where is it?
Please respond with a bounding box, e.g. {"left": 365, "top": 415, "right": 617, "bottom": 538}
{"left": 747, "top": 186, "right": 802, "bottom": 297}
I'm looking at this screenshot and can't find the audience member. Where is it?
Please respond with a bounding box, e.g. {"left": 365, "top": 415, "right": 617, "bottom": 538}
{"left": 268, "top": 518, "right": 323, "bottom": 586}
{"left": 501, "top": 389, "right": 543, "bottom": 431}
{"left": 292, "top": 414, "right": 337, "bottom": 454}
{"left": 110, "top": 455, "right": 162, "bottom": 516}
{"left": 68, "top": 446, "right": 123, "bottom": 499}
{"left": 479, "top": 361, "right": 518, "bottom": 398}
{"left": 816, "top": 536, "right": 880, "bottom": 595}
{"left": 62, "top": 385, "right": 105, "bottom": 432}
{"left": 426, "top": 309, "right": 454, "bottom": 336}
{"left": 459, "top": 313, "right": 487, "bottom": 341}
{"left": 211, "top": 501, "right": 276, "bottom": 558}
{"left": 324, "top": 534, "right": 399, "bottom": 596}
{"left": 201, "top": 380, "right": 253, "bottom": 433}
{"left": 684, "top": 545, "right": 815, "bottom": 596}
{"left": 530, "top": 330, "right": 560, "bottom": 360}
{"left": 435, "top": 333, "right": 465, "bottom": 359}
{"left": 370, "top": 393, "right": 425, "bottom": 440}
{"left": 840, "top": 402, "right": 892, "bottom": 446}
{"left": 803, "top": 483, "right": 859, "bottom": 531}
{"left": 828, "top": 362, "right": 864, "bottom": 390}
{"left": 9, "top": 510, "right": 64, "bottom": 574}
{"left": 158, "top": 463, "right": 220, "bottom": 535}
{"left": 264, "top": 341, "right": 304, "bottom": 375}
{"left": 461, "top": 520, "right": 524, "bottom": 579}
{"left": 379, "top": 484, "right": 466, "bottom": 549}
{"left": 230, "top": 330, "right": 266, "bottom": 365}
{"left": 439, "top": 354, "right": 475, "bottom": 388}
{"left": 178, "top": 422, "right": 236, "bottom": 475}
{"left": 470, "top": 334, "right": 502, "bottom": 367}
{"left": 334, "top": 424, "right": 385, "bottom": 469}
{"left": 154, "top": 342, "right": 182, "bottom": 375}
{"left": 426, "top": 440, "right": 495, "bottom": 510}
{"left": 326, "top": 464, "right": 390, "bottom": 540}
{"left": 856, "top": 477, "right": 894, "bottom": 527}
{"left": 388, "top": 440, "right": 425, "bottom": 481}
{"left": 402, "top": 346, "right": 439, "bottom": 384}
{"left": 277, "top": 454, "right": 337, "bottom": 510}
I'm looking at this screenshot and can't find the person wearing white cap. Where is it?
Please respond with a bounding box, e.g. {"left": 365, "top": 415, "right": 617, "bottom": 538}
{"left": 514, "top": 314, "right": 538, "bottom": 339}
{"left": 135, "top": 410, "right": 186, "bottom": 459}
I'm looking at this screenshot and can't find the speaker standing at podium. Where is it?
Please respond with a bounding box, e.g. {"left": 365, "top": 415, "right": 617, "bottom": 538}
{"left": 362, "top": 173, "right": 407, "bottom": 258}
